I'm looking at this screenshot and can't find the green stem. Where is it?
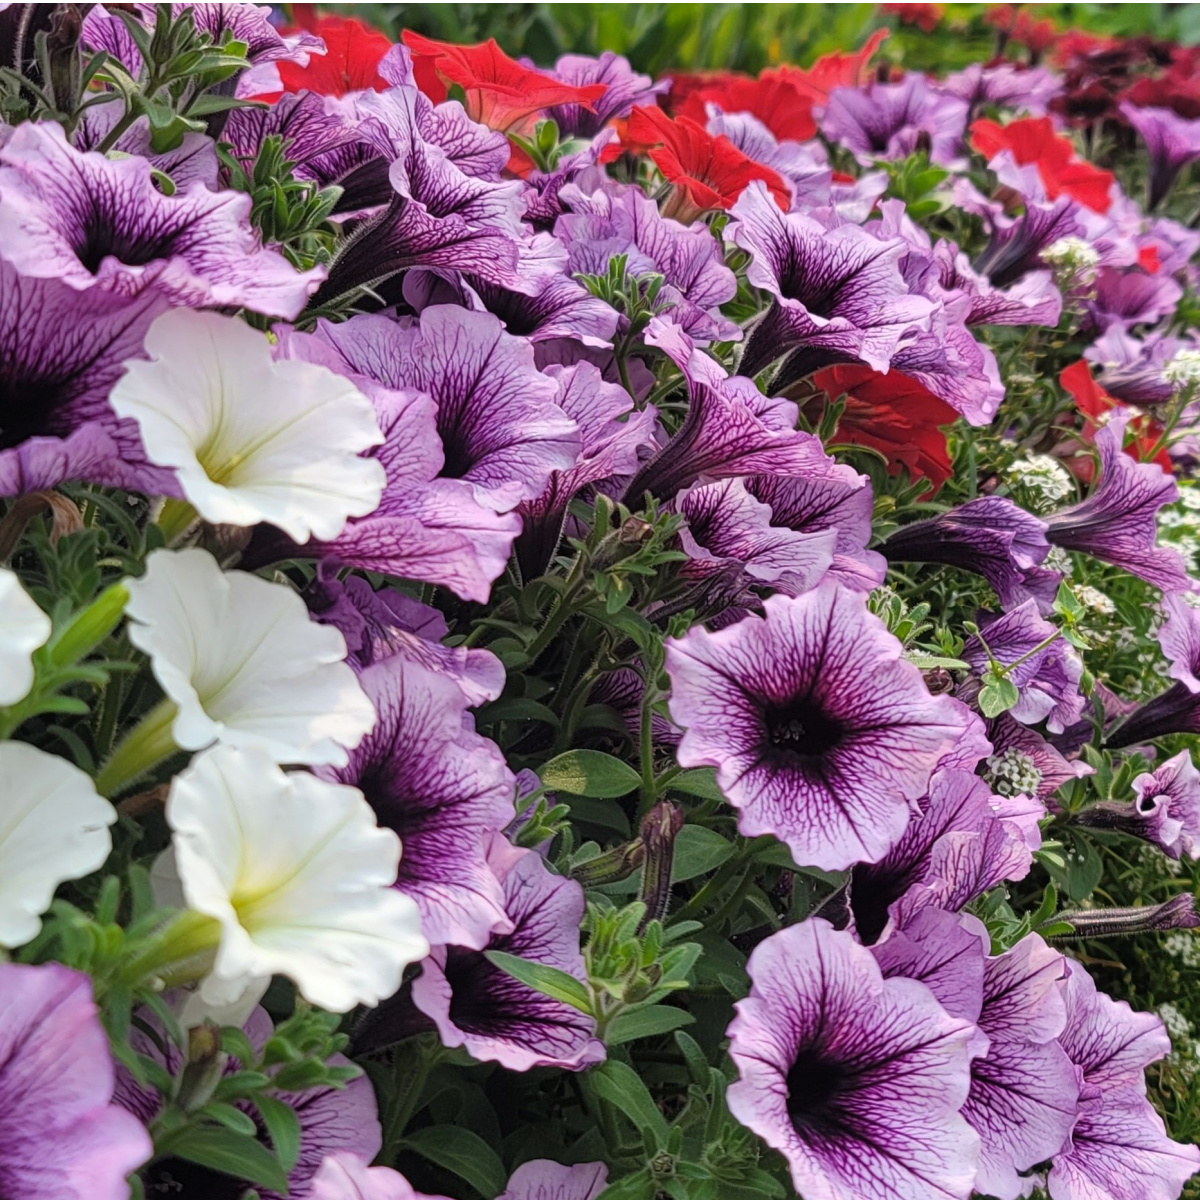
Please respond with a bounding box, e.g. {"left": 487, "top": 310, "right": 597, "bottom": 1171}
{"left": 997, "top": 629, "right": 1063, "bottom": 677}
{"left": 95, "top": 697, "right": 180, "bottom": 798}
{"left": 94, "top": 101, "right": 141, "bottom": 154}
{"left": 112, "top": 909, "right": 221, "bottom": 992}
{"left": 379, "top": 1041, "right": 442, "bottom": 1164}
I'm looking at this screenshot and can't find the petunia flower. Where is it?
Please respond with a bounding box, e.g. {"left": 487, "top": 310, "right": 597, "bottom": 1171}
{"left": 986, "top": 712, "right": 1094, "bottom": 801}
{"left": 317, "top": 653, "right": 516, "bottom": 951}
{"left": 881, "top": 496, "right": 1061, "bottom": 614}
{"left": 110, "top": 309, "right": 385, "bottom": 542}
{"left": 0, "top": 962, "right": 152, "bottom": 1199}
{"left": 626, "top": 105, "right": 791, "bottom": 223}
{"left": 1085, "top": 327, "right": 1182, "bottom": 408}
{"left": 933, "top": 242, "right": 1063, "bottom": 327}
{"left": 276, "top": 14, "right": 394, "bottom": 97}
{"left": 0, "top": 565, "right": 50, "bottom": 705}
{"left": 962, "top": 935, "right": 1079, "bottom": 1200}
{"left": 665, "top": 585, "right": 974, "bottom": 871}
{"left": 726, "top": 918, "right": 979, "bottom": 1200}
{"left": 545, "top": 52, "right": 669, "bottom": 137}
{"left": 498, "top": 1160, "right": 609, "bottom": 1200}
{"left": 822, "top": 76, "right": 969, "bottom": 166}
{"left": 117, "top": 548, "right": 375, "bottom": 775}
{"left": 160, "top": 743, "right": 427, "bottom": 1013}
{"left": 411, "top": 834, "right": 604, "bottom": 1071}
{"left": 973, "top": 198, "right": 1084, "bottom": 289}
{"left": 672, "top": 69, "right": 822, "bottom": 142}
{"left": 0, "top": 742, "right": 116, "bottom": 948}
{"left": 1048, "top": 961, "right": 1200, "bottom": 1200}
{"left": 402, "top": 32, "right": 607, "bottom": 134}
{"left": 942, "top": 62, "right": 1062, "bottom": 117}
{"left": 313, "top": 1153, "right": 451, "bottom": 1200}
{"left": 0, "top": 121, "right": 320, "bottom": 317}
{"left": 1121, "top": 102, "right": 1200, "bottom": 209}
{"left": 1045, "top": 411, "right": 1192, "bottom": 593}
{"left": 730, "top": 182, "right": 934, "bottom": 379}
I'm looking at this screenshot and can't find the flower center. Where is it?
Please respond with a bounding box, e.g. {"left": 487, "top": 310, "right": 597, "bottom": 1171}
{"left": 763, "top": 699, "right": 843, "bottom": 759}
{"left": 785, "top": 1047, "right": 845, "bottom": 1130}
{"left": 75, "top": 213, "right": 176, "bottom": 275}
{"left": 143, "top": 1156, "right": 252, "bottom": 1199}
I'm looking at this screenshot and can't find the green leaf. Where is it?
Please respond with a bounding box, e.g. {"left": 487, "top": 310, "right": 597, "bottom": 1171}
{"left": 905, "top": 654, "right": 970, "bottom": 671}
{"left": 254, "top": 1094, "right": 302, "bottom": 1173}
{"left": 201, "top": 1102, "right": 259, "bottom": 1137}
{"left": 663, "top": 767, "right": 724, "bottom": 802}
{"left": 978, "top": 675, "right": 1020, "bottom": 718}
{"left": 540, "top": 749, "right": 641, "bottom": 797}
{"left": 165, "top": 1126, "right": 290, "bottom": 1195}
{"left": 606, "top": 1005, "right": 695, "bottom": 1045}
{"left": 403, "top": 1125, "right": 506, "bottom": 1198}
{"left": 671, "top": 825, "right": 734, "bottom": 882}
{"left": 589, "top": 1059, "right": 669, "bottom": 1144}
{"left": 485, "top": 950, "right": 593, "bottom": 1014}
{"left": 596, "top": 1168, "right": 657, "bottom": 1200}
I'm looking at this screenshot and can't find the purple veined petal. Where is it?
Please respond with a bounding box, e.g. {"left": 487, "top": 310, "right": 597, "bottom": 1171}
{"left": 411, "top": 834, "right": 604, "bottom": 1072}
{"left": 1046, "top": 411, "right": 1192, "bottom": 593}
{"left": 705, "top": 106, "right": 832, "bottom": 203}
{"left": 726, "top": 919, "right": 980, "bottom": 1200}
{"left": 545, "top": 51, "right": 668, "bottom": 136}
{"left": 985, "top": 712, "right": 1094, "bottom": 801}
{"left": 1120, "top": 102, "right": 1200, "bottom": 210}
{"left": 974, "top": 199, "right": 1084, "bottom": 289}
{"left": 498, "top": 1159, "right": 609, "bottom": 1200}
{"left": 1086, "top": 328, "right": 1182, "bottom": 408}
{"left": 665, "top": 586, "right": 975, "bottom": 872}
{"left": 0, "top": 121, "right": 320, "bottom": 317}
{"left": 317, "top": 655, "right": 516, "bottom": 951}
{"left": 1085, "top": 266, "right": 1184, "bottom": 335}
{"left": 74, "top": 105, "right": 219, "bottom": 190}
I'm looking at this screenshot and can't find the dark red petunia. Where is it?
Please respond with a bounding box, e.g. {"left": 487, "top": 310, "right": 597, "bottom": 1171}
{"left": 626, "top": 105, "right": 791, "bottom": 222}
{"left": 1123, "top": 62, "right": 1200, "bottom": 121}
{"left": 882, "top": 4, "right": 945, "bottom": 34}
{"left": 970, "top": 116, "right": 1114, "bottom": 212}
{"left": 400, "top": 32, "right": 607, "bottom": 134}
{"left": 984, "top": 5, "right": 1057, "bottom": 55}
{"left": 274, "top": 12, "right": 393, "bottom": 98}
{"left": 812, "top": 365, "right": 958, "bottom": 494}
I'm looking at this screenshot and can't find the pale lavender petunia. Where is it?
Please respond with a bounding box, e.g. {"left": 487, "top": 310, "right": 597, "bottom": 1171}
{"left": 1048, "top": 961, "right": 1200, "bottom": 1200}
{"left": 498, "top": 1159, "right": 609, "bottom": 1200}
{"left": 822, "top": 76, "right": 969, "bottom": 167}
{"left": 705, "top": 107, "right": 832, "bottom": 202}
{"left": 730, "top": 181, "right": 934, "bottom": 379}
{"left": 962, "top": 600, "right": 1085, "bottom": 733}
{"left": 942, "top": 62, "right": 1061, "bottom": 117}
{"left": 726, "top": 919, "right": 979, "bottom": 1200}
{"left": 317, "top": 654, "right": 515, "bottom": 950}
{"left": 311, "top": 1153, "right": 450, "bottom": 1200}
{"left": 882, "top": 496, "right": 1061, "bottom": 614}
{"left": 74, "top": 105, "right": 219, "bottom": 190}
{"left": 411, "top": 834, "right": 604, "bottom": 1071}
{"left": 1121, "top": 103, "right": 1200, "bottom": 210}
{"left": 0, "top": 962, "right": 151, "bottom": 1200}
{"left": 1046, "top": 412, "right": 1191, "bottom": 593}
{"left": 665, "top": 585, "right": 974, "bottom": 871}
{"left": 545, "top": 52, "right": 668, "bottom": 136}
{"left": 0, "top": 121, "right": 319, "bottom": 317}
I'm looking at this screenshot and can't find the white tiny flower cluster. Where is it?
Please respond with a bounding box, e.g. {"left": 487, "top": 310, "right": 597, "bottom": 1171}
{"left": 1074, "top": 585, "right": 1116, "bottom": 616}
{"left": 1005, "top": 454, "right": 1074, "bottom": 513}
{"left": 1165, "top": 931, "right": 1200, "bottom": 969}
{"left": 1043, "top": 236, "right": 1100, "bottom": 282}
{"left": 1165, "top": 348, "right": 1200, "bottom": 390}
{"left": 986, "top": 747, "right": 1043, "bottom": 797}
{"left": 1159, "top": 480, "right": 1200, "bottom": 576}
{"left": 1158, "top": 1002, "right": 1194, "bottom": 1045}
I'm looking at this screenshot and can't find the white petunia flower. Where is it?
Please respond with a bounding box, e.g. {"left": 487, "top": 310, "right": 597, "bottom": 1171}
{"left": 125, "top": 548, "right": 375, "bottom": 767}
{"left": 0, "top": 742, "right": 116, "bottom": 947}
{"left": 0, "top": 567, "right": 51, "bottom": 706}
{"left": 110, "top": 309, "right": 386, "bottom": 542}
{"left": 160, "top": 744, "right": 427, "bottom": 1013}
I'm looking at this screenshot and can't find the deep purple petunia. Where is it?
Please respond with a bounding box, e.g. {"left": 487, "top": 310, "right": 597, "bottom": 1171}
{"left": 316, "top": 653, "right": 515, "bottom": 951}
{"left": 962, "top": 600, "right": 1085, "bottom": 733}
{"left": 1048, "top": 961, "right": 1200, "bottom": 1200}
{"left": 457, "top": 268, "right": 620, "bottom": 349}
{"left": 1121, "top": 103, "right": 1200, "bottom": 209}
{"left": 0, "top": 121, "right": 319, "bottom": 317}
{"left": 1085, "top": 266, "right": 1184, "bottom": 335}
{"left": 115, "top": 1006, "right": 377, "bottom": 1200}
{"left": 957, "top": 934, "right": 1080, "bottom": 1200}
{"left": 498, "top": 1159, "right": 609, "bottom": 1200}
{"left": 882, "top": 496, "right": 1061, "bottom": 614}
{"left": 726, "top": 918, "right": 979, "bottom": 1200}
{"left": 974, "top": 199, "right": 1084, "bottom": 289}
{"left": 730, "top": 182, "right": 934, "bottom": 379}
{"left": 545, "top": 52, "right": 668, "bottom": 137}
{"left": 0, "top": 962, "right": 151, "bottom": 1200}
{"left": 666, "top": 585, "right": 974, "bottom": 871}
{"left": 411, "top": 834, "right": 604, "bottom": 1071}
{"left": 822, "top": 76, "right": 969, "bottom": 167}
{"left": 1046, "top": 412, "right": 1192, "bottom": 593}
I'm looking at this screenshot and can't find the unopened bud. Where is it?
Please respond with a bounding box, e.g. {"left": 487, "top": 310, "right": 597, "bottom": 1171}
{"left": 1055, "top": 894, "right": 1200, "bottom": 939}
{"left": 638, "top": 801, "right": 684, "bottom": 931}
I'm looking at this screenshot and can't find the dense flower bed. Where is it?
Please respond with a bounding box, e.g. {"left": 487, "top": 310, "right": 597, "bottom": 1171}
{"left": 2, "top": 3, "right": 1200, "bottom": 1198}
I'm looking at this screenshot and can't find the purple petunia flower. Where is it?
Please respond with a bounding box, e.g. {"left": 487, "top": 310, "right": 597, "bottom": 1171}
{"left": 726, "top": 918, "right": 979, "bottom": 1200}
{"left": 942, "top": 63, "right": 1061, "bottom": 117}
{"left": 1121, "top": 103, "right": 1200, "bottom": 210}
{"left": 0, "top": 962, "right": 151, "bottom": 1200}
{"left": 1085, "top": 266, "right": 1184, "bottom": 335}
{"left": 961, "top": 934, "right": 1079, "bottom": 1200}
{"left": 498, "top": 1160, "right": 609, "bottom": 1200}
{"left": 665, "top": 585, "right": 974, "bottom": 871}
{"left": 312, "top": 1153, "right": 450, "bottom": 1200}
{"left": 411, "top": 834, "right": 604, "bottom": 1071}
{"left": 962, "top": 600, "right": 1085, "bottom": 733}
{"left": 115, "top": 1006, "right": 377, "bottom": 1200}
{"left": 934, "top": 242, "right": 1063, "bottom": 327}
{"left": 974, "top": 199, "right": 1084, "bottom": 289}
{"left": 1085, "top": 327, "right": 1182, "bottom": 407}
{"left": 545, "top": 52, "right": 668, "bottom": 137}
{"left": 1046, "top": 412, "right": 1192, "bottom": 593}
{"left": 74, "top": 104, "right": 219, "bottom": 191}
{"left": 882, "top": 496, "right": 1061, "bottom": 615}
{"left": 730, "top": 182, "right": 934, "bottom": 379}
{"left": 0, "top": 121, "right": 319, "bottom": 317}
{"left": 986, "top": 712, "right": 1094, "bottom": 802}
{"left": 316, "top": 654, "right": 516, "bottom": 951}
{"left": 1048, "top": 961, "right": 1200, "bottom": 1200}
{"left": 822, "top": 76, "right": 969, "bottom": 167}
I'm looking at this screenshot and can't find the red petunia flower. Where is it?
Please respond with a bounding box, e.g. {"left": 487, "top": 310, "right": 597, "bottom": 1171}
{"left": 882, "top": 4, "right": 945, "bottom": 34}
{"left": 812, "top": 365, "right": 958, "bottom": 494}
{"left": 985, "top": 5, "right": 1057, "bottom": 55}
{"left": 626, "top": 105, "right": 790, "bottom": 223}
{"left": 274, "top": 12, "right": 393, "bottom": 98}
{"left": 970, "top": 116, "right": 1114, "bottom": 212}
{"left": 1138, "top": 244, "right": 1162, "bottom": 274}
{"left": 400, "top": 32, "right": 607, "bottom": 134}
{"left": 1123, "top": 62, "right": 1200, "bottom": 121}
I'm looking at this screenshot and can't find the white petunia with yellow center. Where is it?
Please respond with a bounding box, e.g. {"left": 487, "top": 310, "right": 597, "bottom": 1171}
{"left": 159, "top": 743, "right": 427, "bottom": 1013}
{"left": 110, "top": 309, "right": 386, "bottom": 542}
{"left": 0, "top": 742, "right": 116, "bottom": 947}
{"left": 99, "top": 548, "right": 374, "bottom": 793}
{"left": 0, "top": 567, "right": 51, "bottom": 706}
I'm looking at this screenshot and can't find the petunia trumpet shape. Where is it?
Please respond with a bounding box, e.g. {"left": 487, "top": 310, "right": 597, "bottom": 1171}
{"left": 726, "top": 918, "right": 980, "bottom": 1200}
{"left": 665, "top": 585, "right": 974, "bottom": 871}
{"left": 1121, "top": 103, "right": 1200, "bottom": 209}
